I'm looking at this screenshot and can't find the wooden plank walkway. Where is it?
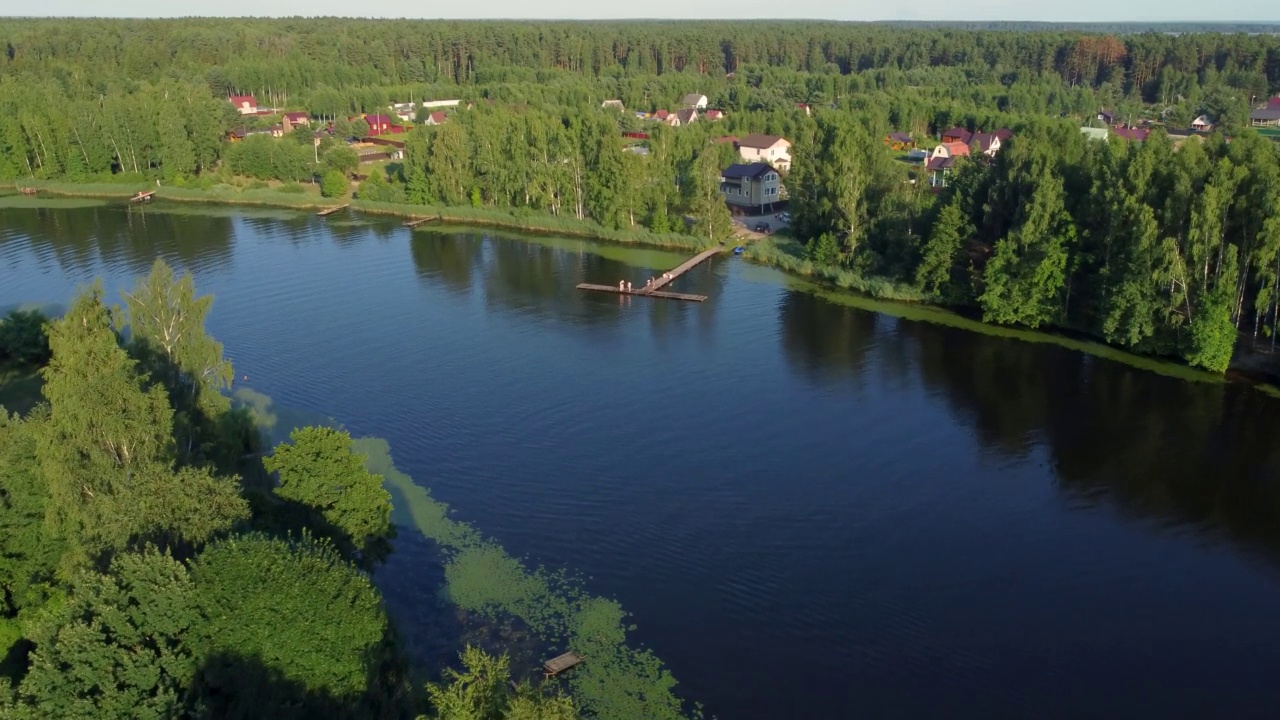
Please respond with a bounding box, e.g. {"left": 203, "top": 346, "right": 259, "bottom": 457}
{"left": 543, "top": 651, "right": 584, "bottom": 677}
{"left": 648, "top": 247, "right": 722, "bottom": 292}
{"left": 575, "top": 283, "right": 707, "bottom": 302}
{"left": 577, "top": 246, "right": 722, "bottom": 302}
{"left": 404, "top": 215, "right": 442, "bottom": 227}
{"left": 130, "top": 190, "right": 156, "bottom": 203}
{"left": 317, "top": 204, "right": 349, "bottom": 216}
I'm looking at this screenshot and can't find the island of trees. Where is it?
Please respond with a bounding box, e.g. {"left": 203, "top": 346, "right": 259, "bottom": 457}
{"left": 3, "top": 18, "right": 1280, "bottom": 374}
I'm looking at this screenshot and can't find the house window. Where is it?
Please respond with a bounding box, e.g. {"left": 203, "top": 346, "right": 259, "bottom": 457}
{"left": 766, "top": 173, "right": 775, "bottom": 181}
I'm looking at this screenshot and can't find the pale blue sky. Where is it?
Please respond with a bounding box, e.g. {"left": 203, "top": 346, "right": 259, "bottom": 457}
{"left": 2, "top": 1, "right": 1274, "bottom": 22}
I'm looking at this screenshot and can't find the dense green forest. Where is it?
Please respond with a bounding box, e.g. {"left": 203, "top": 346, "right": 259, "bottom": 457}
{"left": 0, "top": 263, "right": 588, "bottom": 719}
{"left": 3, "top": 18, "right": 1280, "bottom": 371}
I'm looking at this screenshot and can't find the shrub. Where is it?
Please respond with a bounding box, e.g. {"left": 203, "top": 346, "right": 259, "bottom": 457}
{"left": 0, "top": 310, "right": 51, "bottom": 366}
{"left": 320, "top": 171, "right": 349, "bottom": 199}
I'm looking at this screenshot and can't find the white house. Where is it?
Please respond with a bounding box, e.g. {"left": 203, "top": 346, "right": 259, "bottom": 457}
{"left": 422, "top": 99, "right": 462, "bottom": 109}
{"left": 1191, "top": 115, "right": 1214, "bottom": 132}
{"left": 601, "top": 99, "right": 624, "bottom": 111}
{"left": 682, "top": 93, "right": 708, "bottom": 109}
{"left": 735, "top": 134, "right": 792, "bottom": 171}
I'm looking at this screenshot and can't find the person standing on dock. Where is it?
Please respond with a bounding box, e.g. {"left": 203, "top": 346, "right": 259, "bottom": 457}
{"left": 626, "top": 281, "right": 632, "bottom": 292}
{"left": 619, "top": 280, "right": 625, "bottom": 291}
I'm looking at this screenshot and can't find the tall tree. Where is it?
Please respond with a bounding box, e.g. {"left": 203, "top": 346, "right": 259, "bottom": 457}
{"left": 262, "top": 427, "right": 392, "bottom": 567}
{"left": 979, "top": 173, "right": 1077, "bottom": 328}
{"left": 121, "top": 259, "right": 233, "bottom": 467}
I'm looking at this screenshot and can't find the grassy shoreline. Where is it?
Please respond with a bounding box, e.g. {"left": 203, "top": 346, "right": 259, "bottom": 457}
{"left": 352, "top": 199, "right": 712, "bottom": 251}
{"left": 16, "top": 181, "right": 712, "bottom": 249}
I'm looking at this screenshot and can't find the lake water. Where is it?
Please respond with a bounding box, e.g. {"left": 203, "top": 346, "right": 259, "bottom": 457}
{"left": 4, "top": 203, "right": 1280, "bottom": 719}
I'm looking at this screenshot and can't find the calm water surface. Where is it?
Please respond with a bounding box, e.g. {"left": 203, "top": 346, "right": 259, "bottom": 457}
{"left": 4, "top": 203, "right": 1280, "bottom": 719}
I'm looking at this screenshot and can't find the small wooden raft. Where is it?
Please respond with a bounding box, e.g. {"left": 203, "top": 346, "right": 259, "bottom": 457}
{"left": 130, "top": 190, "right": 156, "bottom": 203}
{"left": 404, "top": 215, "right": 442, "bottom": 228}
{"left": 575, "top": 283, "right": 707, "bottom": 302}
{"left": 543, "top": 651, "right": 584, "bottom": 677}
{"left": 317, "top": 204, "right": 348, "bottom": 217}
{"left": 19, "top": 187, "right": 38, "bottom": 195}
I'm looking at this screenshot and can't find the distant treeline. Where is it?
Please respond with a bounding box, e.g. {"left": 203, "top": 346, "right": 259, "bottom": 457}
{"left": 2, "top": 18, "right": 1279, "bottom": 100}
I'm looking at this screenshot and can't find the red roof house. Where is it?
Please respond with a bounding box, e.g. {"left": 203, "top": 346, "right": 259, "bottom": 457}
{"left": 705, "top": 109, "right": 724, "bottom": 121}
{"left": 229, "top": 95, "right": 257, "bottom": 115}
{"left": 655, "top": 109, "right": 671, "bottom": 121}
{"left": 1112, "top": 126, "right": 1150, "bottom": 142}
{"left": 941, "top": 126, "right": 972, "bottom": 144}
{"left": 426, "top": 111, "right": 448, "bottom": 125}
{"left": 281, "top": 111, "right": 310, "bottom": 125}
{"left": 364, "top": 114, "right": 394, "bottom": 136}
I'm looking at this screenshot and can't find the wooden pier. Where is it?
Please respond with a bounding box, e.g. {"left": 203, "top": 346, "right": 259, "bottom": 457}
{"left": 404, "top": 215, "right": 442, "bottom": 228}
{"left": 317, "top": 204, "right": 348, "bottom": 217}
{"left": 576, "top": 246, "right": 722, "bottom": 302}
{"left": 543, "top": 651, "right": 584, "bottom": 677}
{"left": 130, "top": 190, "right": 156, "bottom": 203}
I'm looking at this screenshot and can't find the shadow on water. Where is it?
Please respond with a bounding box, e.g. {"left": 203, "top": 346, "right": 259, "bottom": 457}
{"left": 0, "top": 204, "right": 237, "bottom": 277}
{"left": 408, "top": 227, "right": 729, "bottom": 336}
{"left": 779, "top": 285, "right": 1280, "bottom": 566}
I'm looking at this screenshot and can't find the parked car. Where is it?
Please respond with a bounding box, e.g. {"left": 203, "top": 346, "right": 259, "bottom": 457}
{"left": 753, "top": 222, "right": 772, "bottom": 234}
{"left": 779, "top": 212, "right": 791, "bottom": 223}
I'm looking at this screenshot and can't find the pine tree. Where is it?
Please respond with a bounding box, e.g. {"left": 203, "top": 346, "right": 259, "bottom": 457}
{"left": 979, "top": 173, "right": 1076, "bottom": 328}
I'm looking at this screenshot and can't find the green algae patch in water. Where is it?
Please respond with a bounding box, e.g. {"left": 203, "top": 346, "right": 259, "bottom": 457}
{"left": 0, "top": 196, "right": 109, "bottom": 210}
{"left": 231, "top": 388, "right": 698, "bottom": 720}
{"left": 358, "top": 436, "right": 698, "bottom": 720}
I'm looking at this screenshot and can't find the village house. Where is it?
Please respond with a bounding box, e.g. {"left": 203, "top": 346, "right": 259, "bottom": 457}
{"left": 676, "top": 109, "right": 698, "bottom": 125}
{"left": 654, "top": 109, "right": 671, "bottom": 122}
{"left": 281, "top": 111, "right": 310, "bottom": 127}
{"left": 796, "top": 103, "right": 811, "bottom": 117}
{"left": 735, "top": 134, "right": 792, "bottom": 171}
{"left": 970, "top": 132, "right": 1001, "bottom": 157}
{"left": 885, "top": 132, "right": 915, "bottom": 151}
{"left": 925, "top": 141, "right": 970, "bottom": 188}
{"left": 229, "top": 95, "right": 258, "bottom": 115}
{"left": 364, "top": 114, "right": 394, "bottom": 136}
{"left": 720, "top": 162, "right": 782, "bottom": 213}
{"left": 940, "top": 126, "right": 972, "bottom": 145}
{"left": 425, "top": 111, "right": 448, "bottom": 126}
{"left": 1112, "top": 126, "right": 1150, "bottom": 142}
{"left": 1097, "top": 109, "right": 1116, "bottom": 125}
{"left": 1250, "top": 99, "right": 1280, "bottom": 127}
{"left": 705, "top": 109, "right": 725, "bottom": 121}
{"left": 1191, "top": 115, "right": 1214, "bottom": 132}
{"left": 423, "top": 99, "right": 462, "bottom": 109}
{"left": 682, "top": 93, "right": 708, "bottom": 109}
{"left": 390, "top": 102, "right": 417, "bottom": 122}
{"left": 601, "top": 99, "right": 624, "bottom": 111}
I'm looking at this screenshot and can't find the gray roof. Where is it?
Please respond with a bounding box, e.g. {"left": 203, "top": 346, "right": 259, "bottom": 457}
{"left": 682, "top": 93, "right": 705, "bottom": 105}
{"left": 1251, "top": 108, "right": 1280, "bottom": 121}
{"left": 722, "top": 162, "right": 773, "bottom": 180}
{"left": 735, "top": 133, "right": 786, "bottom": 149}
